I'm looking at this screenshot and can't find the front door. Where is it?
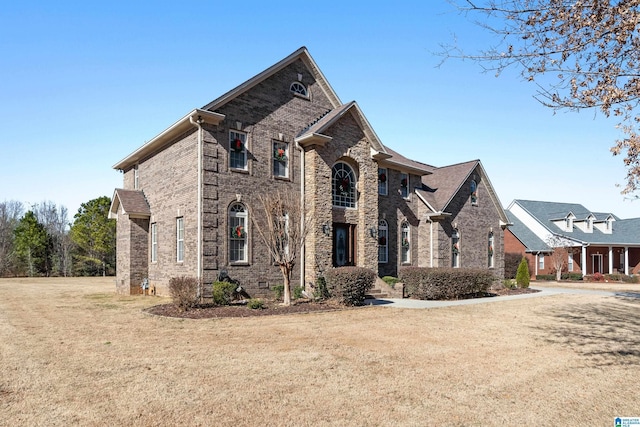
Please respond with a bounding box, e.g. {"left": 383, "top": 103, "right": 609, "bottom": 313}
{"left": 592, "top": 254, "right": 603, "bottom": 274}
{"left": 333, "top": 223, "right": 356, "bottom": 267}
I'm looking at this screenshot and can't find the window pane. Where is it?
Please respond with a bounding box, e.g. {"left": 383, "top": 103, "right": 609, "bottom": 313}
{"left": 332, "top": 163, "right": 356, "bottom": 208}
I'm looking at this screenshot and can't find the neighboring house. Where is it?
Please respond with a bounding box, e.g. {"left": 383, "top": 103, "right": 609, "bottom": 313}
{"left": 506, "top": 199, "right": 640, "bottom": 277}
{"left": 109, "top": 47, "right": 509, "bottom": 296}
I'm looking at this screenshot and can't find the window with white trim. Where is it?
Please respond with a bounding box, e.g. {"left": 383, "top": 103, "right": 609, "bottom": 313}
{"left": 134, "top": 165, "right": 139, "bottom": 190}
{"left": 378, "top": 168, "right": 388, "bottom": 195}
{"left": 229, "top": 130, "right": 247, "bottom": 170}
{"left": 539, "top": 254, "right": 545, "bottom": 270}
{"left": 452, "top": 229, "right": 460, "bottom": 268}
{"left": 229, "top": 203, "right": 248, "bottom": 263}
{"left": 400, "top": 173, "right": 409, "bottom": 198}
{"left": 378, "top": 219, "right": 388, "bottom": 263}
{"left": 273, "top": 141, "right": 289, "bottom": 178}
{"left": 176, "top": 217, "right": 184, "bottom": 262}
{"left": 568, "top": 251, "right": 574, "bottom": 272}
{"left": 332, "top": 162, "right": 356, "bottom": 208}
{"left": 151, "top": 223, "right": 157, "bottom": 263}
{"left": 290, "top": 81, "right": 308, "bottom": 97}
{"left": 401, "top": 221, "right": 410, "bottom": 264}
{"left": 488, "top": 232, "right": 494, "bottom": 268}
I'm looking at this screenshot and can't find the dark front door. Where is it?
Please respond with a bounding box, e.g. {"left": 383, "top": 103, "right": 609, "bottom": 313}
{"left": 333, "top": 223, "right": 356, "bottom": 267}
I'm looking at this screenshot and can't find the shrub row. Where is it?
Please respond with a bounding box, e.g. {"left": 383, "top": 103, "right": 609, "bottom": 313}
{"left": 536, "top": 273, "right": 583, "bottom": 281}
{"left": 324, "top": 267, "right": 376, "bottom": 306}
{"left": 399, "top": 267, "right": 495, "bottom": 300}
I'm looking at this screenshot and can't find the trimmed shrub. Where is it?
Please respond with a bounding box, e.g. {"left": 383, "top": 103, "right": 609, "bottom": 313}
{"left": 515, "top": 258, "right": 530, "bottom": 288}
{"left": 622, "top": 275, "right": 640, "bottom": 284}
{"left": 505, "top": 253, "right": 527, "bottom": 279}
{"left": 382, "top": 276, "right": 400, "bottom": 288}
{"left": 168, "top": 276, "right": 200, "bottom": 311}
{"left": 313, "top": 276, "right": 330, "bottom": 301}
{"left": 247, "top": 298, "right": 264, "bottom": 309}
{"left": 324, "top": 267, "right": 376, "bottom": 306}
{"left": 272, "top": 284, "right": 285, "bottom": 301}
{"left": 212, "top": 281, "right": 236, "bottom": 306}
{"left": 399, "top": 267, "right": 494, "bottom": 300}
{"left": 293, "top": 285, "right": 304, "bottom": 300}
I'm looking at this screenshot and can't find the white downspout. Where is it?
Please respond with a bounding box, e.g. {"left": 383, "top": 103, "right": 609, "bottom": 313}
{"left": 296, "top": 140, "right": 305, "bottom": 290}
{"left": 428, "top": 218, "right": 434, "bottom": 268}
{"left": 189, "top": 115, "right": 203, "bottom": 283}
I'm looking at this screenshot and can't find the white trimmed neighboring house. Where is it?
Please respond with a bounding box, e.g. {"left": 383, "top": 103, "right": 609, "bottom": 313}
{"left": 505, "top": 199, "right": 640, "bottom": 278}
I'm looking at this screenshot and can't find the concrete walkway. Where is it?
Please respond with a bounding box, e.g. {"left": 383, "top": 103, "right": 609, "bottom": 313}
{"left": 364, "top": 285, "right": 640, "bottom": 309}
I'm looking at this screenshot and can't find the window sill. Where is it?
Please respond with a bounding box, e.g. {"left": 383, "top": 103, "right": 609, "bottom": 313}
{"left": 274, "top": 175, "right": 291, "bottom": 182}
{"left": 230, "top": 262, "right": 250, "bottom": 267}
{"left": 230, "top": 168, "right": 249, "bottom": 174}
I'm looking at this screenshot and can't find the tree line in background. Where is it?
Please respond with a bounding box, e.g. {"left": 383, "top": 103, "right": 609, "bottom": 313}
{"left": 0, "top": 196, "right": 115, "bottom": 277}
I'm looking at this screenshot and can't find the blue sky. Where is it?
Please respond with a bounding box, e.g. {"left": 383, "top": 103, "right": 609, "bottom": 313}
{"left": 1, "top": 1, "right": 637, "bottom": 219}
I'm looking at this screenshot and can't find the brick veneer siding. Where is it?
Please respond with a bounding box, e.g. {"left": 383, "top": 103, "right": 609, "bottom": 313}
{"left": 115, "top": 205, "right": 149, "bottom": 295}
{"left": 377, "top": 170, "right": 422, "bottom": 278}
{"left": 431, "top": 169, "right": 505, "bottom": 279}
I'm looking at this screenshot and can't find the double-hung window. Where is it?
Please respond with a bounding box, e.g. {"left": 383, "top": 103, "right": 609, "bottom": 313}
{"left": 400, "top": 173, "right": 409, "bottom": 198}
{"left": 273, "top": 141, "right": 289, "bottom": 178}
{"left": 230, "top": 131, "right": 247, "bottom": 170}
{"left": 378, "top": 168, "right": 388, "bottom": 195}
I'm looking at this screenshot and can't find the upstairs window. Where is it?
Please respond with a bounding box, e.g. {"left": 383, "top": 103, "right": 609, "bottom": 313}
{"left": 273, "top": 141, "right": 289, "bottom": 178}
{"left": 400, "top": 173, "right": 409, "bottom": 198}
{"left": 290, "top": 82, "right": 308, "bottom": 97}
{"left": 470, "top": 180, "right": 478, "bottom": 206}
{"left": 378, "top": 168, "right": 388, "bottom": 195}
{"left": 332, "top": 162, "right": 356, "bottom": 208}
{"left": 230, "top": 130, "right": 247, "bottom": 170}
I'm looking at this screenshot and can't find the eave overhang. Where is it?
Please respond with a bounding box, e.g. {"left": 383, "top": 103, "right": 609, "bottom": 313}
{"left": 112, "top": 108, "right": 225, "bottom": 171}
{"left": 295, "top": 132, "right": 333, "bottom": 148}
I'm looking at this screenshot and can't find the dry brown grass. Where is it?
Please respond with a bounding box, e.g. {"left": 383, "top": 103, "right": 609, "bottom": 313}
{"left": 1, "top": 277, "right": 639, "bottom": 426}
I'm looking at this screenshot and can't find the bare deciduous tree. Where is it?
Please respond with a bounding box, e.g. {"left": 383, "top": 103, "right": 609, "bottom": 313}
{"left": 34, "top": 201, "right": 73, "bottom": 276}
{"left": 444, "top": 0, "right": 640, "bottom": 194}
{"left": 0, "top": 200, "right": 24, "bottom": 276}
{"left": 546, "top": 235, "right": 571, "bottom": 281}
{"left": 253, "top": 190, "right": 310, "bottom": 306}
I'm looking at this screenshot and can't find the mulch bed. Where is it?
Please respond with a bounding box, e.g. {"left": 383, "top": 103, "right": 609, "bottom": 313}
{"left": 144, "top": 288, "right": 540, "bottom": 319}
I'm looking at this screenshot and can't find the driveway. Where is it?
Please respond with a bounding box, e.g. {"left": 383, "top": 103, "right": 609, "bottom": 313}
{"left": 365, "top": 283, "right": 640, "bottom": 309}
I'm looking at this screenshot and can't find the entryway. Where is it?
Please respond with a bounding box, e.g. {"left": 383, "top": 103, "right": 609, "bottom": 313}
{"left": 333, "top": 223, "right": 356, "bottom": 267}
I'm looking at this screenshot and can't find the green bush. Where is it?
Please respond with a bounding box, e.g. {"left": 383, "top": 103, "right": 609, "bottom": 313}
{"left": 313, "top": 276, "right": 330, "bottom": 301}
{"left": 622, "top": 275, "right": 640, "bottom": 284}
{"left": 535, "top": 274, "right": 555, "bottom": 281}
{"left": 399, "top": 267, "right": 495, "bottom": 300}
{"left": 247, "top": 298, "right": 264, "bottom": 309}
{"left": 168, "top": 276, "right": 200, "bottom": 311}
{"left": 293, "top": 285, "right": 304, "bottom": 300}
{"left": 324, "top": 267, "right": 376, "bottom": 306}
{"left": 381, "top": 276, "right": 400, "bottom": 289}
{"left": 272, "top": 284, "right": 284, "bottom": 301}
{"left": 505, "top": 253, "right": 529, "bottom": 280}
{"left": 516, "top": 258, "right": 530, "bottom": 288}
{"left": 212, "top": 281, "right": 236, "bottom": 306}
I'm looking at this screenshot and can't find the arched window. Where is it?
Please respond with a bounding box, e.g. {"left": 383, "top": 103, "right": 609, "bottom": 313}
{"left": 378, "top": 219, "right": 388, "bottom": 264}
{"left": 332, "top": 162, "right": 356, "bottom": 208}
{"left": 452, "top": 229, "right": 460, "bottom": 268}
{"left": 229, "top": 203, "right": 248, "bottom": 263}
{"left": 290, "top": 82, "right": 308, "bottom": 97}
{"left": 470, "top": 180, "right": 478, "bottom": 205}
{"left": 401, "top": 221, "right": 410, "bottom": 264}
{"left": 488, "top": 232, "right": 494, "bottom": 268}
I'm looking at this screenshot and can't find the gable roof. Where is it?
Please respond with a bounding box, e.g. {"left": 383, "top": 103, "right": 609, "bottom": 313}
{"left": 295, "top": 101, "right": 389, "bottom": 156}
{"left": 506, "top": 211, "right": 552, "bottom": 253}
{"left": 108, "top": 189, "right": 151, "bottom": 219}
{"left": 203, "top": 46, "right": 342, "bottom": 112}
{"left": 508, "top": 199, "right": 640, "bottom": 245}
{"left": 414, "top": 159, "right": 509, "bottom": 224}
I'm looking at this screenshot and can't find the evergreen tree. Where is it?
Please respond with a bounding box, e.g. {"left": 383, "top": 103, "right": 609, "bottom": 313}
{"left": 70, "top": 196, "right": 116, "bottom": 276}
{"left": 515, "top": 257, "right": 530, "bottom": 289}
{"left": 13, "top": 211, "right": 53, "bottom": 276}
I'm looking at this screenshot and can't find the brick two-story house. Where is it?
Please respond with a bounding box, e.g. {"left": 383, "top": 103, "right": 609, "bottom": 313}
{"left": 109, "top": 47, "right": 509, "bottom": 296}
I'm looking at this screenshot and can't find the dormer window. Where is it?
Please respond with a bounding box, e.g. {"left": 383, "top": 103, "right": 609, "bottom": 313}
{"left": 290, "top": 82, "right": 308, "bottom": 97}
{"left": 586, "top": 215, "right": 594, "bottom": 232}
{"left": 565, "top": 215, "right": 574, "bottom": 232}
